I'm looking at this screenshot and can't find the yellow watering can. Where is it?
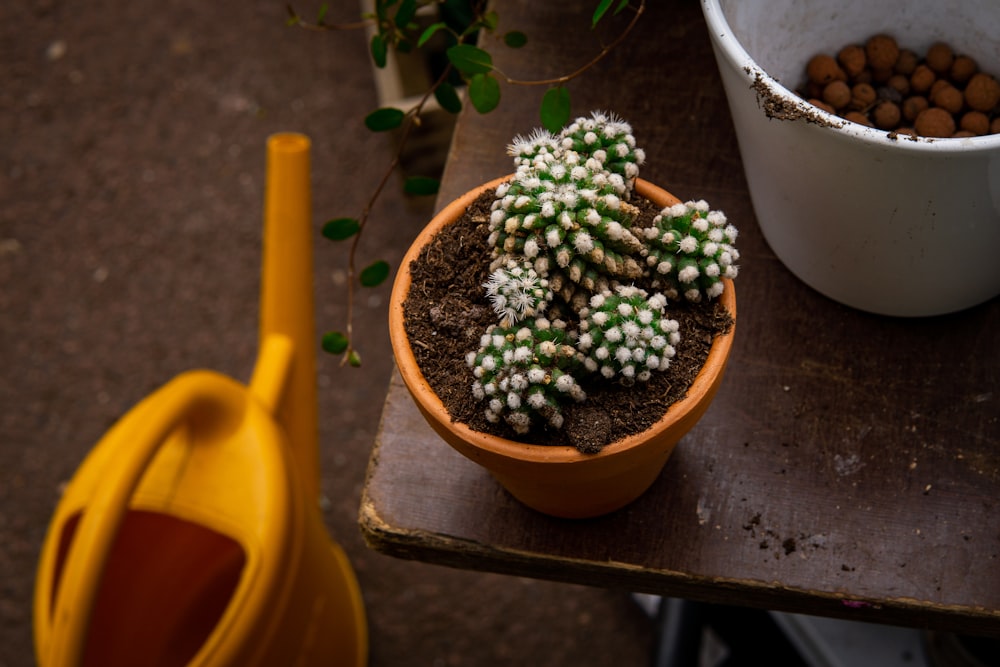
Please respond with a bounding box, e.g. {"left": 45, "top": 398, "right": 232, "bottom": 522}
{"left": 33, "top": 134, "right": 367, "bottom": 667}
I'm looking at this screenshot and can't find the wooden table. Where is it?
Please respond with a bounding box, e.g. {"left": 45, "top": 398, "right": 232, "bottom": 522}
{"left": 360, "top": 0, "right": 1000, "bottom": 638}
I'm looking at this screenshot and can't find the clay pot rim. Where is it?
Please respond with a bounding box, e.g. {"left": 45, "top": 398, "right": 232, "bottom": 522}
{"left": 389, "top": 176, "right": 737, "bottom": 466}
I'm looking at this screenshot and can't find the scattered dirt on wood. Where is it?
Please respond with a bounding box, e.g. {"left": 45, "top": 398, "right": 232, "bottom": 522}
{"left": 401, "top": 188, "right": 733, "bottom": 452}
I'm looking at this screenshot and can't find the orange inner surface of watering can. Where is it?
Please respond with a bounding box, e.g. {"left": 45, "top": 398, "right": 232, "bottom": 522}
{"left": 34, "top": 134, "right": 367, "bottom": 667}
{"left": 63, "top": 511, "right": 244, "bottom": 665}
{"left": 53, "top": 511, "right": 246, "bottom": 666}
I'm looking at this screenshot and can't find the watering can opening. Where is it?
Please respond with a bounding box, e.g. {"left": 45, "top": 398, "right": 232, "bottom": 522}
{"left": 50, "top": 510, "right": 247, "bottom": 667}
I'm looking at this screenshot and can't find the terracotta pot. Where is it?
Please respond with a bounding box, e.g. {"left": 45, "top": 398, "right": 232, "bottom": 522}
{"left": 389, "top": 176, "right": 737, "bottom": 519}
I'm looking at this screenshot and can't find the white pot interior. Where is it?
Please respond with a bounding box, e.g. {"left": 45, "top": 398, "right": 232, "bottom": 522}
{"left": 702, "top": 0, "right": 1000, "bottom": 316}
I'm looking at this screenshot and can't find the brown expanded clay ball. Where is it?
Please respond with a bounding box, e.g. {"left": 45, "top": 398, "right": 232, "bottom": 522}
{"left": 914, "top": 107, "right": 956, "bottom": 137}
{"left": 866, "top": 34, "right": 900, "bottom": 72}
{"left": 965, "top": 72, "right": 1000, "bottom": 112}
{"left": 851, "top": 82, "right": 877, "bottom": 110}
{"left": 837, "top": 44, "right": 867, "bottom": 78}
{"left": 873, "top": 101, "right": 901, "bottom": 129}
{"left": 925, "top": 42, "right": 954, "bottom": 74}
{"left": 822, "top": 80, "right": 851, "bottom": 110}
{"left": 960, "top": 110, "right": 990, "bottom": 135}
{"left": 807, "top": 54, "right": 847, "bottom": 85}
{"left": 928, "top": 78, "right": 951, "bottom": 100}
{"left": 909, "top": 64, "right": 936, "bottom": 94}
{"left": 887, "top": 74, "right": 911, "bottom": 97}
{"left": 931, "top": 83, "right": 965, "bottom": 115}
{"left": 950, "top": 55, "right": 978, "bottom": 84}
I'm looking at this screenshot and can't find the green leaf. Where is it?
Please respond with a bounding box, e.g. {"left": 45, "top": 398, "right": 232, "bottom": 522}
{"left": 463, "top": 11, "right": 498, "bottom": 36}
{"left": 364, "top": 107, "right": 405, "bottom": 132}
{"left": 418, "top": 22, "right": 447, "bottom": 47}
{"left": 447, "top": 44, "right": 493, "bottom": 75}
{"left": 592, "top": 0, "right": 614, "bottom": 26}
{"left": 479, "top": 10, "right": 499, "bottom": 32}
{"left": 394, "top": 0, "right": 417, "bottom": 28}
{"left": 503, "top": 31, "right": 527, "bottom": 48}
{"left": 434, "top": 81, "right": 462, "bottom": 114}
{"left": 370, "top": 34, "right": 388, "bottom": 69}
{"left": 540, "top": 87, "right": 571, "bottom": 132}
{"left": 321, "top": 331, "right": 349, "bottom": 355}
{"left": 360, "top": 260, "right": 391, "bottom": 287}
{"left": 322, "top": 217, "right": 360, "bottom": 241}
{"left": 347, "top": 349, "right": 362, "bottom": 367}
{"left": 404, "top": 176, "right": 440, "bottom": 196}
{"left": 469, "top": 73, "right": 501, "bottom": 113}
{"left": 315, "top": 3, "right": 328, "bottom": 24}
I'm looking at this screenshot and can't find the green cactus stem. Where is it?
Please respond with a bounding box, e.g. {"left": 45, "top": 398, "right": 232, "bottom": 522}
{"left": 467, "top": 319, "right": 585, "bottom": 433}
{"left": 642, "top": 200, "right": 739, "bottom": 302}
{"left": 576, "top": 285, "right": 680, "bottom": 383}
{"left": 483, "top": 259, "right": 553, "bottom": 327}
{"left": 488, "top": 114, "right": 652, "bottom": 307}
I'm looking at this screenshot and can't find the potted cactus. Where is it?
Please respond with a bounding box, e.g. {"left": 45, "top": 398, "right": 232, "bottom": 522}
{"left": 389, "top": 111, "right": 739, "bottom": 518}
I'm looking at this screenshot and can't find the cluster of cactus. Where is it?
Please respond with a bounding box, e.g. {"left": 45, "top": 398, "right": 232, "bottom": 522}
{"left": 577, "top": 285, "right": 680, "bottom": 382}
{"left": 466, "top": 112, "right": 739, "bottom": 435}
{"left": 643, "top": 200, "right": 740, "bottom": 302}
{"left": 466, "top": 319, "right": 585, "bottom": 434}
{"left": 482, "top": 259, "right": 553, "bottom": 327}
{"left": 489, "top": 114, "right": 647, "bottom": 311}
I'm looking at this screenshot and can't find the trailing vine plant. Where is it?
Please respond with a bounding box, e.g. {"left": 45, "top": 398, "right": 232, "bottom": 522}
{"left": 286, "top": 0, "right": 646, "bottom": 365}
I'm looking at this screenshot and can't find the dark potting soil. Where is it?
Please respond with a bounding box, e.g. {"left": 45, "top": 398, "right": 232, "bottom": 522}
{"left": 402, "top": 188, "right": 734, "bottom": 453}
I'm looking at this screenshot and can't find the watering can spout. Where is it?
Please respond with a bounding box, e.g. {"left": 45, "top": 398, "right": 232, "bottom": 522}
{"left": 250, "top": 133, "right": 320, "bottom": 503}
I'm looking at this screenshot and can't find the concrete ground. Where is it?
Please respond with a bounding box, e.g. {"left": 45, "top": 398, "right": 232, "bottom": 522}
{"left": 0, "top": 1, "right": 655, "bottom": 665}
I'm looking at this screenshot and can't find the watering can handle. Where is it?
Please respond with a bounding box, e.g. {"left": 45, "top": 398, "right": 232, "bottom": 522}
{"left": 46, "top": 370, "right": 247, "bottom": 667}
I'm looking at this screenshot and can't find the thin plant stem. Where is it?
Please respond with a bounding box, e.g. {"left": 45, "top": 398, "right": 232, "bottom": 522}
{"left": 342, "top": 64, "right": 457, "bottom": 364}
{"left": 285, "top": 4, "right": 371, "bottom": 31}
{"left": 496, "top": 1, "right": 645, "bottom": 86}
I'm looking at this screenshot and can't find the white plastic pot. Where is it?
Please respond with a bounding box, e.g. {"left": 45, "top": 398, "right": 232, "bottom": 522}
{"left": 701, "top": 0, "right": 1000, "bottom": 316}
